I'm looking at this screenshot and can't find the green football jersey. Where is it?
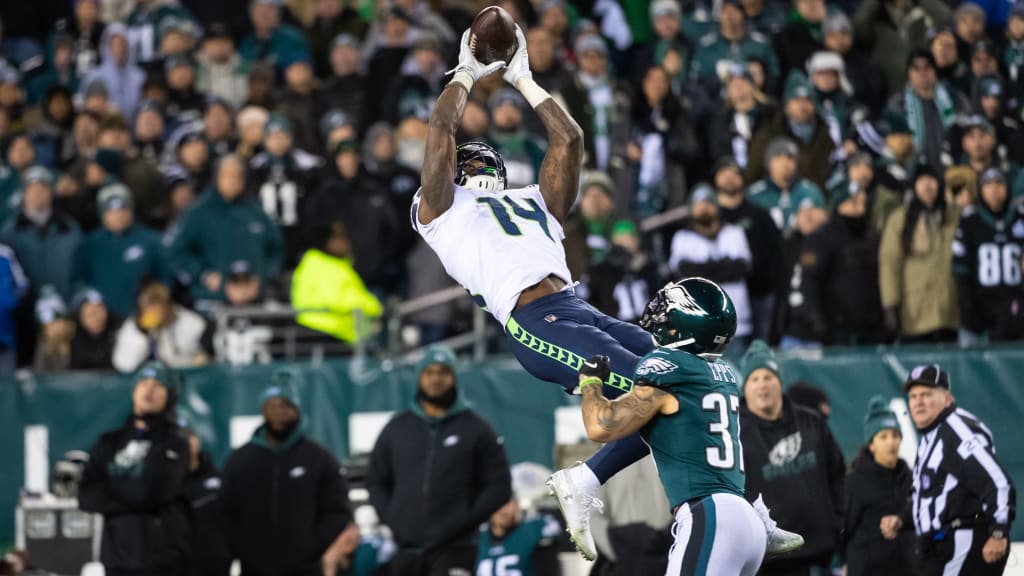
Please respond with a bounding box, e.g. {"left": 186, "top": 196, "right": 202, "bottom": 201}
{"left": 475, "top": 515, "right": 559, "bottom": 576}
{"left": 636, "top": 348, "right": 746, "bottom": 509}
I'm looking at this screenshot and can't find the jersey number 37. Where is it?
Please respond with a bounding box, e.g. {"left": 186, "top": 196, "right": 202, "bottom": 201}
{"left": 702, "top": 392, "right": 744, "bottom": 472}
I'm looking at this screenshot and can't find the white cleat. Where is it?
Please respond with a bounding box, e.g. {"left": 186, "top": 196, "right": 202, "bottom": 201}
{"left": 752, "top": 494, "right": 805, "bottom": 557}
{"left": 546, "top": 464, "right": 604, "bottom": 561}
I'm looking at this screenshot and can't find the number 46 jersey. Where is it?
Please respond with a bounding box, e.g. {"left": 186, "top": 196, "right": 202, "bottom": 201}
{"left": 412, "top": 184, "right": 573, "bottom": 327}
{"left": 636, "top": 348, "right": 747, "bottom": 510}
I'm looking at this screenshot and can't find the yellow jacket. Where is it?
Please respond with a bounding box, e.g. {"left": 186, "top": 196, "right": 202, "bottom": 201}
{"left": 291, "top": 249, "right": 383, "bottom": 343}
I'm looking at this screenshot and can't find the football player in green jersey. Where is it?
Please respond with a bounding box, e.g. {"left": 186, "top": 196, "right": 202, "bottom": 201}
{"left": 475, "top": 499, "right": 561, "bottom": 576}
{"left": 576, "top": 277, "right": 803, "bottom": 575}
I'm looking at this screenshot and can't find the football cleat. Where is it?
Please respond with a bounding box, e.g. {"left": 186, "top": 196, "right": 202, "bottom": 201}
{"left": 546, "top": 463, "right": 604, "bottom": 561}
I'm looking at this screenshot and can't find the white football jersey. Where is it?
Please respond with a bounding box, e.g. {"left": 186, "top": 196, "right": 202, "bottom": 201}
{"left": 412, "top": 184, "right": 573, "bottom": 326}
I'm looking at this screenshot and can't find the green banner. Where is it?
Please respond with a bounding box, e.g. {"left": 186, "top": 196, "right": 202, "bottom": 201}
{"left": 1, "top": 345, "right": 1022, "bottom": 546}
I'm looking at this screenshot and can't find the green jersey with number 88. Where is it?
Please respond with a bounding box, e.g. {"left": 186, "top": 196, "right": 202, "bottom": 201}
{"left": 636, "top": 347, "right": 746, "bottom": 509}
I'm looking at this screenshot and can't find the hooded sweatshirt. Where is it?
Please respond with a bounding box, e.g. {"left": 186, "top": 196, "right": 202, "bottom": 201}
{"left": 80, "top": 23, "right": 146, "bottom": 117}
{"left": 739, "top": 396, "right": 846, "bottom": 563}
{"left": 367, "top": 388, "right": 512, "bottom": 550}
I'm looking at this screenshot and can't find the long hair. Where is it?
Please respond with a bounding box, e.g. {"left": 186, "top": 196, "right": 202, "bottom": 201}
{"left": 901, "top": 166, "right": 947, "bottom": 254}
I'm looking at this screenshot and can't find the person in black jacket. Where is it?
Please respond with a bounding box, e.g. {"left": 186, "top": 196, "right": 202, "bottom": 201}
{"left": 739, "top": 341, "right": 846, "bottom": 576}
{"left": 77, "top": 361, "right": 191, "bottom": 576}
{"left": 368, "top": 344, "right": 512, "bottom": 576}
{"left": 68, "top": 287, "right": 119, "bottom": 370}
{"left": 180, "top": 416, "right": 232, "bottom": 576}
{"left": 221, "top": 370, "right": 357, "bottom": 576}
{"left": 715, "top": 157, "right": 783, "bottom": 341}
{"left": 842, "top": 396, "right": 917, "bottom": 576}
{"left": 785, "top": 171, "right": 886, "bottom": 346}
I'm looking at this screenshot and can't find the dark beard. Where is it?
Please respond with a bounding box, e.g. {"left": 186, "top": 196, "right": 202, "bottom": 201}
{"left": 266, "top": 419, "right": 300, "bottom": 441}
{"left": 416, "top": 386, "right": 457, "bottom": 411}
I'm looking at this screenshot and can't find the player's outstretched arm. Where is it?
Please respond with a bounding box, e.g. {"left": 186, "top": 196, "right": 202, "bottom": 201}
{"left": 419, "top": 31, "right": 505, "bottom": 225}
{"left": 577, "top": 355, "right": 675, "bottom": 443}
{"left": 504, "top": 25, "right": 582, "bottom": 224}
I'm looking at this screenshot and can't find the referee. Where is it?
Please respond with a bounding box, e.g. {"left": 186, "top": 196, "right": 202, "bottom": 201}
{"left": 902, "top": 364, "right": 1016, "bottom": 575}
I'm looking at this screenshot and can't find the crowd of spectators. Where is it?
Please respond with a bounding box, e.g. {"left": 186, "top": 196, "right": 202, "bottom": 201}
{"left": 1, "top": 0, "right": 1023, "bottom": 376}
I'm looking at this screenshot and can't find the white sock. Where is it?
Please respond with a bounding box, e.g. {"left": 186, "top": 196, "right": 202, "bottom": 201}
{"left": 576, "top": 463, "right": 601, "bottom": 494}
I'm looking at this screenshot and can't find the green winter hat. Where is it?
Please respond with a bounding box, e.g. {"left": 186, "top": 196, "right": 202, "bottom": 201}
{"left": 783, "top": 72, "right": 814, "bottom": 103}
{"left": 262, "top": 368, "right": 303, "bottom": 411}
{"left": 264, "top": 114, "right": 293, "bottom": 136}
{"left": 879, "top": 110, "right": 911, "bottom": 136}
{"left": 863, "top": 395, "right": 900, "bottom": 443}
{"left": 740, "top": 339, "right": 783, "bottom": 387}
{"left": 135, "top": 361, "right": 179, "bottom": 393}
{"left": 417, "top": 344, "right": 456, "bottom": 374}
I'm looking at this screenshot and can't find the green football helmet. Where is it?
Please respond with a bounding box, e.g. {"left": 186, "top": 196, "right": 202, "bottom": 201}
{"left": 638, "top": 277, "right": 737, "bottom": 357}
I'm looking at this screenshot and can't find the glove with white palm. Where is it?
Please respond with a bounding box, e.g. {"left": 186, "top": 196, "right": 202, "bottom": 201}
{"left": 447, "top": 29, "right": 506, "bottom": 91}
{"left": 502, "top": 24, "right": 532, "bottom": 86}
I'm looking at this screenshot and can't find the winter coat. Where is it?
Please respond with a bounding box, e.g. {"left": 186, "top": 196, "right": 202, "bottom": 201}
{"left": 239, "top": 25, "right": 309, "bottom": 68}
{"left": 69, "top": 319, "right": 119, "bottom": 370}
{"left": 74, "top": 224, "right": 167, "bottom": 318}
{"left": 291, "top": 249, "right": 383, "bottom": 343}
{"left": 221, "top": 425, "right": 352, "bottom": 576}
{"left": 740, "top": 397, "right": 846, "bottom": 564}
{"left": 184, "top": 453, "right": 232, "bottom": 576}
{"left": 367, "top": 394, "right": 512, "bottom": 550}
{"left": 708, "top": 103, "right": 777, "bottom": 171}
{"left": 167, "top": 188, "right": 284, "bottom": 304}
{"left": 852, "top": 0, "right": 952, "bottom": 96}
{"left": 879, "top": 203, "right": 960, "bottom": 337}
{"left": 745, "top": 111, "right": 837, "bottom": 190}
{"left": 79, "top": 23, "right": 146, "bottom": 117}
{"left": 0, "top": 244, "right": 26, "bottom": 350}
{"left": 787, "top": 214, "right": 886, "bottom": 345}
{"left": 247, "top": 148, "right": 324, "bottom": 265}
{"left": 843, "top": 454, "right": 917, "bottom": 576}
{"left": 2, "top": 212, "right": 82, "bottom": 300}
{"left": 775, "top": 20, "right": 824, "bottom": 81}
{"left": 78, "top": 416, "right": 191, "bottom": 574}
{"left": 196, "top": 53, "right": 249, "bottom": 111}
{"left": 112, "top": 306, "right": 207, "bottom": 372}
{"left": 719, "top": 199, "right": 783, "bottom": 299}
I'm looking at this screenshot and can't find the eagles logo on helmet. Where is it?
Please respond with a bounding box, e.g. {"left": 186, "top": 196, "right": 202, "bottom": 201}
{"left": 639, "top": 278, "right": 738, "bottom": 357}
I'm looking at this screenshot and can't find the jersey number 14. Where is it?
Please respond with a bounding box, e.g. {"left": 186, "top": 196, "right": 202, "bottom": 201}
{"left": 477, "top": 196, "right": 554, "bottom": 241}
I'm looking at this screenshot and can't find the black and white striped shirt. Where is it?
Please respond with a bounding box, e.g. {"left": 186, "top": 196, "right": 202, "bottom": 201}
{"left": 912, "top": 405, "right": 1015, "bottom": 538}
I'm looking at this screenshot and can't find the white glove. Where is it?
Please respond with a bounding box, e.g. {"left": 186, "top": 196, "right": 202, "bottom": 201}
{"left": 502, "top": 24, "right": 531, "bottom": 86}
{"left": 449, "top": 29, "right": 506, "bottom": 85}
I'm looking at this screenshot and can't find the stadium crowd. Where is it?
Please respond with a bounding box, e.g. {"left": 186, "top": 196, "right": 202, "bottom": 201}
{"left": 1, "top": 0, "right": 1024, "bottom": 374}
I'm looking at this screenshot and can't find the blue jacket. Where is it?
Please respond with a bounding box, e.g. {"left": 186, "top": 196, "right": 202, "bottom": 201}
{"left": 0, "top": 243, "right": 27, "bottom": 348}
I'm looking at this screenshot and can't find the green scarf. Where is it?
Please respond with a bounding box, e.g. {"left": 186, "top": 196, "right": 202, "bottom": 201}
{"left": 904, "top": 84, "right": 956, "bottom": 153}
{"left": 787, "top": 9, "right": 822, "bottom": 41}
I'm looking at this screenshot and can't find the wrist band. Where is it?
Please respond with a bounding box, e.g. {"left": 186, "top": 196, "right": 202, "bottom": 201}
{"left": 580, "top": 377, "right": 603, "bottom": 390}
{"left": 515, "top": 78, "right": 551, "bottom": 109}
{"left": 450, "top": 70, "right": 474, "bottom": 92}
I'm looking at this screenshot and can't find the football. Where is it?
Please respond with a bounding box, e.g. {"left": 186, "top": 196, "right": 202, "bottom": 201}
{"left": 469, "top": 6, "right": 518, "bottom": 65}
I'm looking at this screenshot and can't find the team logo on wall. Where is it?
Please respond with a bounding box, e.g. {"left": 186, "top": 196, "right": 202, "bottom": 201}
{"left": 768, "top": 432, "right": 803, "bottom": 466}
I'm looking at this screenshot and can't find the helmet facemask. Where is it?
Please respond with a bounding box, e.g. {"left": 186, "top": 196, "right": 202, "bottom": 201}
{"left": 455, "top": 142, "right": 507, "bottom": 192}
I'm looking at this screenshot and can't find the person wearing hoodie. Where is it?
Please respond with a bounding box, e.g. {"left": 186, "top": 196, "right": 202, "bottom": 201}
{"left": 368, "top": 345, "right": 512, "bottom": 576}
{"left": 168, "top": 154, "right": 284, "bottom": 305}
{"left": 879, "top": 164, "right": 960, "bottom": 342}
{"left": 74, "top": 184, "right": 167, "bottom": 318}
{"left": 786, "top": 154, "right": 886, "bottom": 346}
{"left": 68, "top": 286, "right": 119, "bottom": 371}
{"left": 162, "top": 55, "right": 205, "bottom": 133}
{"left": 179, "top": 414, "right": 232, "bottom": 576}
{"left": 79, "top": 23, "right": 146, "bottom": 118}
{"left": 952, "top": 167, "right": 1024, "bottom": 344}
{"left": 841, "top": 396, "right": 916, "bottom": 576}
{"left": 78, "top": 362, "right": 192, "bottom": 576}
{"left": 275, "top": 52, "right": 319, "bottom": 152}
{"left": 30, "top": 86, "right": 77, "bottom": 171}
{"left": 739, "top": 341, "right": 846, "bottom": 575}
{"left": 314, "top": 35, "right": 366, "bottom": 136}
{"left": 221, "top": 372, "right": 357, "bottom": 576}
{"left": 291, "top": 217, "right": 383, "bottom": 343}
{"left": 56, "top": 0, "right": 104, "bottom": 80}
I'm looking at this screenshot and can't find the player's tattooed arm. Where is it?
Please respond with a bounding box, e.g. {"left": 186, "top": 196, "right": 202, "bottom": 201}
{"left": 580, "top": 380, "right": 671, "bottom": 443}
{"left": 418, "top": 82, "right": 468, "bottom": 225}
{"left": 535, "top": 98, "right": 583, "bottom": 224}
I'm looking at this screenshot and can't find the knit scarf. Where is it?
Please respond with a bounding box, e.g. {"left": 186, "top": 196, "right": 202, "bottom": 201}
{"left": 904, "top": 84, "right": 956, "bottom": 153}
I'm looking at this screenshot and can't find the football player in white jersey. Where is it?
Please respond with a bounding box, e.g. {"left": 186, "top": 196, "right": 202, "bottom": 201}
{"left": 411, "top": 26, "right": 803, "bottom": 561}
